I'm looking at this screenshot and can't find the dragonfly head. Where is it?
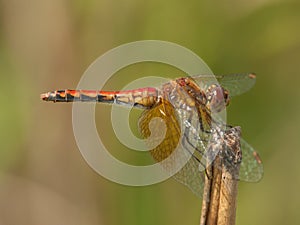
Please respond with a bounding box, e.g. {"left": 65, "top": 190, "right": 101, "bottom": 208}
{"left": 206, "top": 84, "right": 230, "bottom": 112}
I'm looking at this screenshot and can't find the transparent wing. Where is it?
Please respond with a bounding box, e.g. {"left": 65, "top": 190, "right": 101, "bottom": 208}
{"left": 172, "top": 105, "right": 211, "bottom": 198}
{"left": 239, "top": 138, "right": 264, "bottom": 182}
{"left": 192, "top": 73, "right": 256, "bottom": 96}
{"left": 138, "top": 92, "right": 210, "bottom": 198}
{"left": 172, "top": 157, "right": 205, "bottom": 198}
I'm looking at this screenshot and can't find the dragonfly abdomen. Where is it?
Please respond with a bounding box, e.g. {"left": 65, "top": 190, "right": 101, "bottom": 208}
{"left": 40, "top": 88, "right": 159, "bottom": 108}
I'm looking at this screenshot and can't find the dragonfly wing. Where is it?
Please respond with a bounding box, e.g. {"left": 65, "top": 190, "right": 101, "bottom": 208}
{"left": 138, "top": 96, "right": 208, "bottom": 198}
{"left": 172, "top": 110, "right": 210, "bottom": 198}
{"left": 239, "top": 138, "right": 264, "bottom": 182}
{"left": 172, "top": 157, "right": 205, "bottom": 198}
{"left": 192, "top": 73, "right": 256, "bottom": 97}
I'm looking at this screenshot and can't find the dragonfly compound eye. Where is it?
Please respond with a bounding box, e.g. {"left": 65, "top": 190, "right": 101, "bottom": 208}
{"left": 206, "top": 85, "right": 230, "bottom": 112}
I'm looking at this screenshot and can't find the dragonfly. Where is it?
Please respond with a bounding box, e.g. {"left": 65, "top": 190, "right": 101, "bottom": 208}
{"left": 41, "top": 73, "right": 263, "bottom": 198}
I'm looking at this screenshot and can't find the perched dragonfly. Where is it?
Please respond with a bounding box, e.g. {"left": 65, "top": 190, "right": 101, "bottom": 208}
{"left": 41, "top": 73, "right": 263, "bottom": 198}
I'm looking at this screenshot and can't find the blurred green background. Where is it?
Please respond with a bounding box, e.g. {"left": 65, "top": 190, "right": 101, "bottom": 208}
{"left": 1, "top": 0, "right": 300, "bottom": 224}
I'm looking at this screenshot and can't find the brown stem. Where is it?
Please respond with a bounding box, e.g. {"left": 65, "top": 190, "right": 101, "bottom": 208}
{"left": 200, "top": 165, "right": 212, "bottom": 225}
{"left": 200, "top": 127, "right": 242, "bottom": 225}
{"left": 217, "top": 161, "right": 240, "bottom": 225}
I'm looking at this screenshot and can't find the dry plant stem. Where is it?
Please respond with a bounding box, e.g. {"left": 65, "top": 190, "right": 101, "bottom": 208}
{"left": 217, "top": 162, "right": 240, "bottom": 225}
{"left": 200, "top": 127, "right": 241, "bottom": 225}
{"left": 199, "top": 165, "right": 212, "bottom": 225}
{"left": 207, "top": 157, "right": 223, "bottom": 224}
{"left": 200, "top": 156, "right": 224, "bottom": 225}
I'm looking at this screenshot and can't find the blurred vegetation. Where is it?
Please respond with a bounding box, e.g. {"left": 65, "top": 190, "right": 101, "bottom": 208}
{"left": 0, "top": 0, "right": 300, "bottom": 224}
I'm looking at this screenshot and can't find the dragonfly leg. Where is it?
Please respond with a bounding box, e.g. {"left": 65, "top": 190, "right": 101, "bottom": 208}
{"left": 182, "top": 131, "right": 207, "bottom": 170}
